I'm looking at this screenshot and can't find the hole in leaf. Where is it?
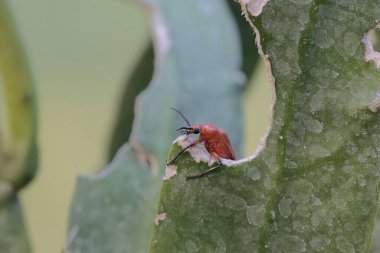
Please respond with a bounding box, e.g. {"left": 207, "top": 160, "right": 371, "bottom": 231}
{"left": 229, "top": 1, "right": 273, "bottom": 158}
{"left": 108, "top": 42, "right": 154, "bottom": 160}
{"left": 244, "top": 59, "right": 272, "bottom": 157}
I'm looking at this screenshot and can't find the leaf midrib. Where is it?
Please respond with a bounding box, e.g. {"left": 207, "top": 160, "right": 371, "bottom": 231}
{"left": 257, "top": 1, "right": 322, "bottom": 251}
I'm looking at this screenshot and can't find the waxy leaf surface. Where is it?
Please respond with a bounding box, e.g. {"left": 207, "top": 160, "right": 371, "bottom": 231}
{"left": 150, "top": 1, "right": 380, "bottom": 252}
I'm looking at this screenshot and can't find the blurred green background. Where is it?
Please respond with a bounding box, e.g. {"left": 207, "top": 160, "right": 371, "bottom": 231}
{"left": 8, "top": 1, "right": 270, "bottom": 252}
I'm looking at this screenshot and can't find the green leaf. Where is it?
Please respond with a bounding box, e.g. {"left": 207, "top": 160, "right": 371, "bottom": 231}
{"left": 149, "top": 1, "right": 380, "bottom": 252}
{"left": 68, "top": 145, "right": 160, "bottom": 252}
{"left": 67, "top": 1, "right": 246, "bottom": 252}
{"left": 0, "top": 197, "right": 32, "bottom": 253}
{"left": 0, "top": 1, "right": 38, "bottom": 252}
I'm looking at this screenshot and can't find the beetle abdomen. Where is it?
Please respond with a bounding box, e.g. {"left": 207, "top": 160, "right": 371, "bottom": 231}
{"left": 205, "top": 137, "right": 237, "bottom": 160}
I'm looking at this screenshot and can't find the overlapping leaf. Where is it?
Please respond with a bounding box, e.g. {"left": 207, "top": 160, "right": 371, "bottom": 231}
{"left": 67, "top": 1, "right": 246, "bottom": 252}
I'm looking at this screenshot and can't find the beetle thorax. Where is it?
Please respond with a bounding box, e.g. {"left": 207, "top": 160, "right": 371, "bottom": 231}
{"left": 195, "top": 124, "right": 220, "bottom": 140}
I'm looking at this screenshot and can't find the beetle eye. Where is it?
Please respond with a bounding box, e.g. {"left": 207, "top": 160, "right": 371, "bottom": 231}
{"left": 193, "top": 127, "right": 200, "bottom": 134}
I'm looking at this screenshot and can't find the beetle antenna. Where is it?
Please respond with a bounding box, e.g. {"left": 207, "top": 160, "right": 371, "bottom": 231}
{"left": 170, "top": 107, "right": 191, "bottom": 127}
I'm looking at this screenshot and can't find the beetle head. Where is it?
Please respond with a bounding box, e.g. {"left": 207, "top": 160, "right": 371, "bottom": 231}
{"left": 176, "top": 125, "right": 200, "bottom": 135}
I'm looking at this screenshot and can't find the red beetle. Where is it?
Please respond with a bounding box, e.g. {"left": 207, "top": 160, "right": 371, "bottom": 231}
{"left": 167, "top": 108, "right": 237, "bottom": 179}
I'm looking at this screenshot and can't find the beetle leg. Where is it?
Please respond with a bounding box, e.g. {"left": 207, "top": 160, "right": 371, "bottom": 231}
{"left": 166, "top": 141, "right": 197, "bottom": 165}
{"left": 186, "top": 157, "right": 223, "bottom": 180}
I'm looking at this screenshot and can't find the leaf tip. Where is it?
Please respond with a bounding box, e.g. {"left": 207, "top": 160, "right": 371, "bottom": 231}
{"left": 163, "top": 164, "right": 177, "bottom": 180}
{"left": 173, "top": 135, "right": 213, "bottom": 165}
